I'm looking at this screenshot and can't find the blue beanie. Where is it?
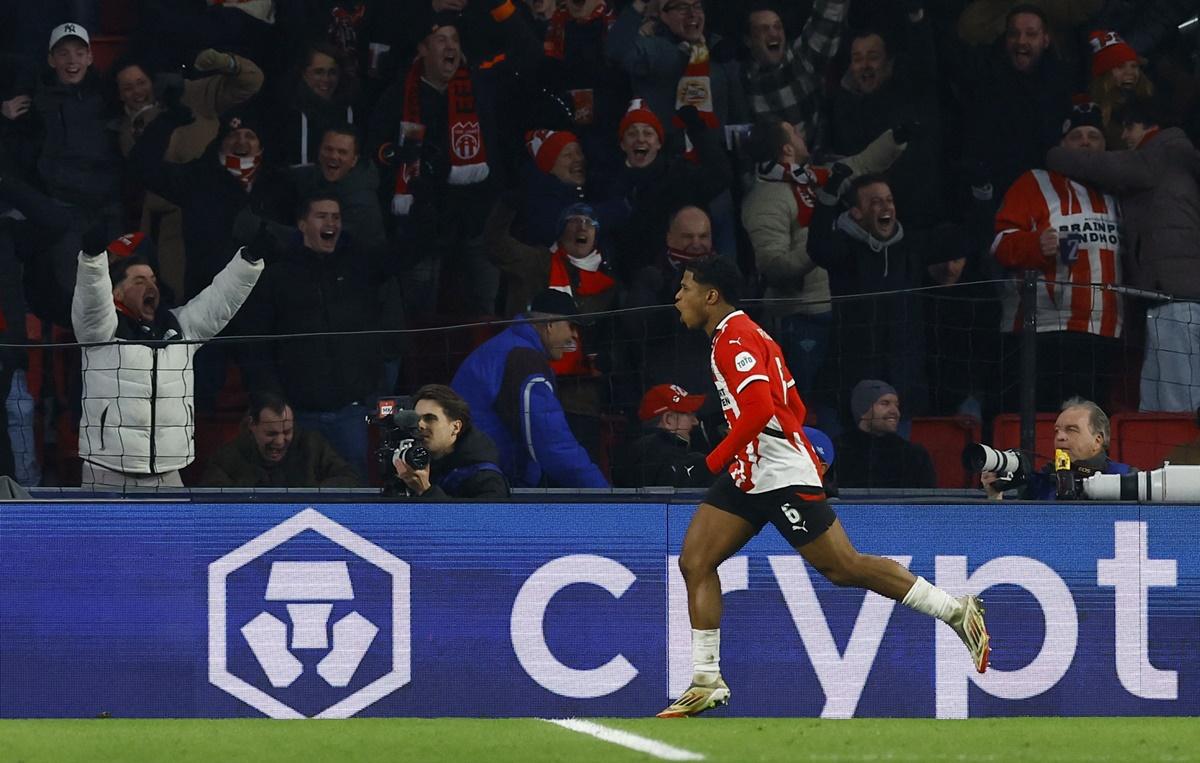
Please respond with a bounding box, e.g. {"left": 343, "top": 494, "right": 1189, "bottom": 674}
{"left": 556, "top": 203, "right": 599, "bottom": 238}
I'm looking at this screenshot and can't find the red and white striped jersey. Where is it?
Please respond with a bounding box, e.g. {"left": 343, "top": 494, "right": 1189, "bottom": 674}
{"left": 710, "top": 311, "right": 823, "bottom": 493}
{"left": 992, "top": 169, "right": 1123, "bottom": 337}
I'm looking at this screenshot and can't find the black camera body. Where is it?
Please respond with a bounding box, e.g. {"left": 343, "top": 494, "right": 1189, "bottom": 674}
{"left": 371, "top": 398, "right": 431, "bottom": 495}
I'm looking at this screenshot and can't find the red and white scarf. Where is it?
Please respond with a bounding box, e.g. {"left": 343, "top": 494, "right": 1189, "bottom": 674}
{"left": 757, "top": 160, "right": 828, "bottom": 227}
{"left": 220, "top": 151, "right": 263, "bottom": 191}
{"left": 672, "top": 42, "right": 719, "bottom": 163}
{"left": 548, "top": 243, "right": 614, "bottom": 377}
{"left": 665, "top": 246, "right": 710, "bottom": 269}
{"left": 392, "top": 59, "right": 490, "bottom": 216}
{"left": 543, "top": 2, "right": 615, "bottom": 60}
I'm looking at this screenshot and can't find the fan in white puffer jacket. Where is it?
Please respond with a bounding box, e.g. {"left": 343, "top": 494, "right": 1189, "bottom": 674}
{"left": 71, "top": 239, "right": 264, "bottom": 479}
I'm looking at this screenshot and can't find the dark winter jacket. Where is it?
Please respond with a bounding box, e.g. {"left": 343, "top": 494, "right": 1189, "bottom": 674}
{"left": 605, "top": 4, "right": 745, "bottom": 134}
{"left": 244, "top": 238, "right": 390, "bottom": 412}
{"left": 451, "top": 319, "right": 607, "bottom": 488}
{"left": 421, "top": 425, "right": 510, "bottom": 500}
{"left": 366, "top": 6, "right": 540, "bottom": 240}
{"left": 611, "top": 428, "right": 712, "bottom": 488}
{"left": 1046, "top": 127, "right": 1200, "bottom": 299}
{"left": 290, "top": 160, "right": 386, "bottom": 253}
{"left": 31, "top": 69, "right": 121, "bottom": 206}
{"left": 834, "top": 427, "right": 936, "bottom": 489}
{"left": 1024, "top": 455, "right": 1132, "bottom": 500}
{"left": 516, "top": 162, "right": 629, "bottom": 249}
{"left": 960, "top": 49, "right": 1071, "bottom": 200}
{"left": 829, "top": 16, "right": 943, "bottom": 228}
{"left": 201, "top": 425, "right": 361, "bottom": 487}
{"left": 276, "top": 85, "right": 357, "bottom": 168}
{"left": 614, "top": 125, "right": 731, "bottom": 277}
{"left": 130, "top": 112, "right": 294, "bottom": 298}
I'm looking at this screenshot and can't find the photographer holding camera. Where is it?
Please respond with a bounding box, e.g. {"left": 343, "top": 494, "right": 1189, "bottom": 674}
{"left": 980, "top": 397, "right": 1133, "bottom": 500}
{"left": 388, "top": 385, "right": 510, "bottom": 500}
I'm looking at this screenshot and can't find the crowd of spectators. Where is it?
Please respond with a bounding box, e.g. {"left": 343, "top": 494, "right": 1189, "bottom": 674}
{"left": 2, "top": 0, "right": 1200, "bottom": 490}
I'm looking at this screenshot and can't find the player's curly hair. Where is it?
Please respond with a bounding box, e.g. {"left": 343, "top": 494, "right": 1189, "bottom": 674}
{"left": 684, "top": 256, "right": 743, "bottom": 307}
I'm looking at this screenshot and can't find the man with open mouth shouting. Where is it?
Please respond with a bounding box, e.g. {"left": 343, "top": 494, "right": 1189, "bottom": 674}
{"left": 741, "top": 0, "right": 848, "bottom": 142}
{"left": 72, "top": 231, "right": 264, "bottom": 492}
{"left": 240, "top": 194, "right": 404, "bottom": 482}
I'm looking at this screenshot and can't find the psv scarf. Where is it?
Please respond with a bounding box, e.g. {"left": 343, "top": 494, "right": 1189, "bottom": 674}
{"left": 220, "top": 151, "right": 263, "bottom": 191}
{"left": 757, "top": 161, "right": 829, "bottom": 227}
{"left": 328, "top": 3, "right": 366, "bottom": 76}
{"left": 543, "top": 2, "right": 615, "bottom": 60}
{"left": 392, "top": 60, "right": 490, "bottom": 216}
{"left": 672, "top": 42, "right": 719, "bottom": 163}
{"left": 547, "top": 243, "right": 614, "bottom": 377}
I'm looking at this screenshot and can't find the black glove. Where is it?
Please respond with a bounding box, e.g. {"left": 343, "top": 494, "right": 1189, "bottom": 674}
{"left": 158, "top": 77, "right": 194, "bottom": 127}
{"left": 420, "top": 145, "right": 450, "bottom": 184}
{"left": 81, "top": 220, "right": 110, "bottom": 258}
{"left": 240, "top": 219, "right": 275, "bottom": 263}
{"left": 817, "top": 162, "right": 852, "bottom": 206}
{"left": 377, "top": 140, "right": 421, "bottom": 168}
{"left": 675, "top": 104, "right": 706, "bottom": 133}
{"left": 891, "top": 120, "right": 919, "bottom": 145}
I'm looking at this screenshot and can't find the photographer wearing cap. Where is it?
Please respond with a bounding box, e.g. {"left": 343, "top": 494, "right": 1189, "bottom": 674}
{"left": 390, "top": 384, "right": 510, "bottom": 500}
{"left": 982, "top": 397, "right": 1132, "bottom": 500}
{"left": 452, "top": 289, "right": 608, "bottom": 488}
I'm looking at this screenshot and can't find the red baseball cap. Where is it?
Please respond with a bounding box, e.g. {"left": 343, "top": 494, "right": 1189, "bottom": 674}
{"left": 638, "top": 384, "right": 705, "bottom": 421}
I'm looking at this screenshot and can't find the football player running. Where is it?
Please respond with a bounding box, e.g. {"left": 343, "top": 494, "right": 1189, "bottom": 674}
{"left": 659, "top": 256, "right": 989, "bottom": 718}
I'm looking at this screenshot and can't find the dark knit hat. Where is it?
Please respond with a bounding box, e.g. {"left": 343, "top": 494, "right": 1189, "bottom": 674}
{"left": 216, "top": 101, "right": 266, "bottom": 143}
{"left": 851, "top": 379, "right": 897, "bottom": 422}
{"left": 556, "top": 203, "right": 599, "bottom": 237}
{"left": 1062, "top": 95, "right": 1103, "bottom": 136}
{"left": 528, "top": 288, "right": 590, "bottom": 325}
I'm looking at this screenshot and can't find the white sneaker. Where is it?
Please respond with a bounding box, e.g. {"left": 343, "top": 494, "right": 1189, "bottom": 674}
{"left": 950, "top": 595, "right": 990, "bottom": 673}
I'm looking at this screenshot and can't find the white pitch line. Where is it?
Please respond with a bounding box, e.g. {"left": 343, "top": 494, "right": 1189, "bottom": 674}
{"left": 544, "top": 718, "right": 705, "bottom": 761}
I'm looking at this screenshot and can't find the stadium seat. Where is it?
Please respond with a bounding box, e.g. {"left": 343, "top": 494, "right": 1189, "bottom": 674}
{"left": 909, "top": 416, "right": 982, "bottom": 489}
{"left": 596, "top": 413, "right": 628, "bottom": 482}
{"left": 992, "top": 413, "right": 1057, "bottom": 470}
{"left": 213, "top": 363, "right": 249, "bottom": 413}
{"left": 1110, "top": 413, "right": 1199, "bottom": 470}
{"left": 401, "top": 315, "right": 503, "bottom": 389}
{"left": 181, "top": 412, "right": 245, "bottom": 485}
{"left": 89, "top": 35, "right": 129, "bottom": 74}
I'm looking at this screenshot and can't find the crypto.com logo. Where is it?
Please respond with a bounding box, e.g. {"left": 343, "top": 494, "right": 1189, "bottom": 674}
{"left": 208, "top": 508, "right": 410, "bottom": 718}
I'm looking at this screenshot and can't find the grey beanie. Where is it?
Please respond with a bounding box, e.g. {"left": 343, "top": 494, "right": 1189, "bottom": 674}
{"left": 851, "top": 379, "right": 897, "bottom": 422}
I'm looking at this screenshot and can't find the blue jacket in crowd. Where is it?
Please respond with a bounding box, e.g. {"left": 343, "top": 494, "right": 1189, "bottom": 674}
{"left": 451, "top": 319, "right": 607, "bottom": 489}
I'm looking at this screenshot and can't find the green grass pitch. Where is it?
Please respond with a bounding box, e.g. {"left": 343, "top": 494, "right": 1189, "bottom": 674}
{"left": 1, "top": 717, "right": 1196, "bottom": 762}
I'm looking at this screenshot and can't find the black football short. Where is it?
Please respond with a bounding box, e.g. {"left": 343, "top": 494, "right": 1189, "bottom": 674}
{"left": 703, "top": 473, "right": 837, "bottom": 547}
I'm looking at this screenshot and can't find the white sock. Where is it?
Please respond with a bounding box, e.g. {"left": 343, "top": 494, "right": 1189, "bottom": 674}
{"left": 691, "top": 628, "right": 721, "bottom": 684}
{"left": 901, "top": 576, "right": 962, "bottom": 623}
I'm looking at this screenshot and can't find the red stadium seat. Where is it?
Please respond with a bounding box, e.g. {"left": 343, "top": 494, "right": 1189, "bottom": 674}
{"left": 182, "top": 412, "right": 245, "bottom": 486}
{"left": 992, "top": 413, "right": 1057, "bottom": 470}
{"left": 909, "top": 416, "right": 982, "bottom": 489}
{"left": 596, "top": 413, "right": 629, "bottom": 483}
{"left": 1110, "top": 413, "right": 1199, "bottom": 470}
{"left": 89, "top": 35, "right": 128, "bottom": 74}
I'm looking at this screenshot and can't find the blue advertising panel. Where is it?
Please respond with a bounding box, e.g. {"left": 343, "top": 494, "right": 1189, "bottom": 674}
{"left": 1, "top": 501, "right": 1195, "bottom": 718}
